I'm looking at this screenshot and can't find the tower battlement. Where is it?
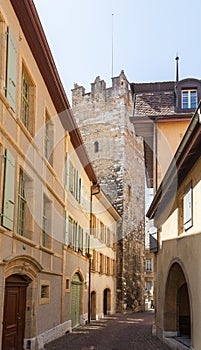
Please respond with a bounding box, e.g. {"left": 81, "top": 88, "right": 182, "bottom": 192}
{"left": 72, "top": 70, "right": 132, "bottom": 107}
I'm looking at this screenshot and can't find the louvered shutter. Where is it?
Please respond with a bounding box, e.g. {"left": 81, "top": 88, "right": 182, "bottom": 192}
{"left": 65, "top": 211, "right": 69, "bottom": 245}
{"left": 66, "top": 153, "right": 70, "bottom": 188}
{"left": 89, "top": 234, "right": 94, "bottom": 256}
{"left": 2, "top": 149, "right": 15, "bottom": 230}
{"left": 6, "top": 28, "right": 17, "bottom": 112}
{"left": 82, "top": 229, "right": 86, "bottom": 256}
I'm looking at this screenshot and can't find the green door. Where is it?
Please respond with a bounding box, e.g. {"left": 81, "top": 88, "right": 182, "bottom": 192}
{"left": 71, "top": 273, "right": 82, "bottom": 328}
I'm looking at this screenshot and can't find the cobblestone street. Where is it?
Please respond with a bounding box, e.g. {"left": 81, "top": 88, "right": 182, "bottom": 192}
{"left": 45, "top": 311, "right": 171, "bottom": 350}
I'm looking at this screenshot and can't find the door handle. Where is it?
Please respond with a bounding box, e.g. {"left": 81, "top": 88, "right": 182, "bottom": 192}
{"left": 17, "top": 313, "right": 21, "bottom": 320}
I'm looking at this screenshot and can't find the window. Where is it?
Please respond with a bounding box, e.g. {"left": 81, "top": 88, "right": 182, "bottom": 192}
{"left": 94, "top": 141, "right": 99, "bottom": 153}
{"left": 66, "top": 279, "right": 70, "bottom": 291}
{"left": 44, "top": 112, "right": 54, "bottom": 166}
{"left": 146, "top": 281, "right": 152, "bottom": 293}
{"left": 146, "top": 259, "right": 152, "bottom": 272}
{"left": 17, "top": 169, "right": 33, "bottom": 239}
{"left": 40, "top": 280, "right": 50, "bottom": 304}
{"left": 183, "top": 182, "right": 193, "bottom": 231}
{"left": 20, "top": 65, "right": 35, "bottom": 135}
{"left": 42, "top": 194, "right": 52, "bottom": 248}
{"left": 182, "top": 89, "right": 197, "bottom": 109}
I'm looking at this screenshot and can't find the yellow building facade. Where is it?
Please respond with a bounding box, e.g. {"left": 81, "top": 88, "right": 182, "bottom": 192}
{"left": 0, "top": 1, "right": 118, "bottom": 349}
{"left": 147, "top": 104, "right": 201, "bottom": 349}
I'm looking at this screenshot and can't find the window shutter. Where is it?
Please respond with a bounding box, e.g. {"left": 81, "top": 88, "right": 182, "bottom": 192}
{"left": 74, "top": 221, "right": 78, "bottom": 251}
{"left": 82, "top": 229, "right": 86, "bottom": 256}
{"left": 6, "top": 28, "right": 17, "bottom": 112}
{"left": 65, "top": 211, "right": 69, "bottom": 245}
{"left": 89, "top": 234, "right": 94, "bottom": 256}
{"left": 66, "top": 153, "right": 70, "bottom": 188}
{"left": 2, "top": 149, "right": 15, "bottom": 230}
{"left": 183, "top": 183, "right": 192, "bottom": 230}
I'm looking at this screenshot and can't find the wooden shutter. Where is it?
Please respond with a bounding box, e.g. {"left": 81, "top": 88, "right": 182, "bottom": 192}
{"left": 183, "top": 183, "right": 192, "bottom": 230}
{"left": 6, "top": 28, "right": 17, "bottom": 112}
{"left": 2, "top": 149, "right": 15, "bottom": 230}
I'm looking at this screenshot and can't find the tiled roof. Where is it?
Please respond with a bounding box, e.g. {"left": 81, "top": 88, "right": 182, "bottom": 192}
{"left": 135, "top": 91, "right": 175, "bottom": 116}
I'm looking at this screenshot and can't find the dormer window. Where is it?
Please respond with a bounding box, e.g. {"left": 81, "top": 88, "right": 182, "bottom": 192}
{"left": 181, "top": 89, "right": 197, "bottom": 109}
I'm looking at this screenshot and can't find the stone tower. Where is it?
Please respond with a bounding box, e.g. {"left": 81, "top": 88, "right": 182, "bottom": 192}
{"left": 72, "top": 71, "right": 145, "bottom": 312}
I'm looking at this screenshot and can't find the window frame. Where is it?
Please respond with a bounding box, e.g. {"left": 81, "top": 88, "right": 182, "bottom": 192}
{"left": 181, "top": 89, "right": 197, "bottom": 109}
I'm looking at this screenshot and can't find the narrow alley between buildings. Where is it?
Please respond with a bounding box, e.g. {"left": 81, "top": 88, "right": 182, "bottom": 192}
{"left": 45, "top": 311, "right": 171, "bottom": 350}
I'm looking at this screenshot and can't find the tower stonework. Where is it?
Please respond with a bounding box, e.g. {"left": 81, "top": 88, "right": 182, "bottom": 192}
{"left": 72, "top": 71, "right": 145, "bottom": 312}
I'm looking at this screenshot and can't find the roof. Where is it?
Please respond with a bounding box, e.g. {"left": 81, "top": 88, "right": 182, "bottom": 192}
{"left": 147, "top": 101, "right": 201, "bottom": 221}
{"left": 10, "top": 0, "right": 97, "bottom": 184}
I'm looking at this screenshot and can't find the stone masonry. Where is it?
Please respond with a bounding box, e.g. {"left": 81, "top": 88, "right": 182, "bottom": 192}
{"left": 72, "top": 71, "right": 145, "bottom": 312}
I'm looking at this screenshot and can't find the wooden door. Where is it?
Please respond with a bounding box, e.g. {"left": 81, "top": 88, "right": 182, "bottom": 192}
{"left": 71, "top": 273, "right": 82, "bottom": 328}
{"left": 2, "top": 275, "right": 28, "bottom": 350}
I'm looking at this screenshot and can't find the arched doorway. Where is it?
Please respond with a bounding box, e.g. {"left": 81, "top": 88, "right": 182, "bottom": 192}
{"left": 164, "top": 262, "right": 191, "bottom": 340}
{"left": 71, "top": 273, "right": 82, "bottom": 328}
{"left": 91, "top": 291, "right": 96, "bottom": 320}
{"left": 103, "top": 288, "right": 111, "bottom": 316}
{"left": 2, "top": 274, "right": 30, "bottom": 350}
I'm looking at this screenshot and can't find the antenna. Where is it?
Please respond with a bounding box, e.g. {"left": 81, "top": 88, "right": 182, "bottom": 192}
{"left": 175, "top": 54, "right": 179, "bottom": 83}
{"left": 112, "top": 13, "right": 114, "bottom": 78}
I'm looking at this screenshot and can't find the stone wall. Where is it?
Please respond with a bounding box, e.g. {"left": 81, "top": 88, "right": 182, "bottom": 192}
{"left": 72, "top": 71, "right": 145, "bottom": 312}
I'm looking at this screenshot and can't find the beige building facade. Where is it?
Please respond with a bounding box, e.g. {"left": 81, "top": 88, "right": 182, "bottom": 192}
{"left": 147, "top": 104, "right": 201, "bottom": 349}
{"left": 0, "top": 1, "right": 119, "bottom": 349}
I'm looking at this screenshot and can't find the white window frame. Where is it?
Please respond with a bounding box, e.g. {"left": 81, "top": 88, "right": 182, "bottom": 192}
{"left": 181, "top": 89, "right": 197, "bottom": 109}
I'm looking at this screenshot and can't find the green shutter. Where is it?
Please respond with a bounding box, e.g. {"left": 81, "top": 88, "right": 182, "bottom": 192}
{"left": 65, "top": 211, "right": 69, "bottom": 245}
{"left": 74, "top": 221, "right": 79, "bottom": 251}
{"left": 2, "top": 149, "right": 15, "bottom": 230}
{"left": 66, "top": 153, "right": 70, "bottom": 188}
{"left": 6, "top": 28, "right": 17, "bottom": 112}
{"left": 89, "top": 234, "right": 94, "bottom": 256}
{"left": 82, "top": 229, "right": 86, "bottom": 256}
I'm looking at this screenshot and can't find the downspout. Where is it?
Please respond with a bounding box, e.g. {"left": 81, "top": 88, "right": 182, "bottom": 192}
{"left": 88, "top": 183, "right": 100, "bottom": 324}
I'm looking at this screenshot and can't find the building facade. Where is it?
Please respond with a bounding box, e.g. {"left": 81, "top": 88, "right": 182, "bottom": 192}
{"left": 147, "top": 103, "right": 201, "bottom": 349}
{"left": 72, "top": 72, "right": 145, "bottom": 312}
{"left": 0, "top": 1, "right": 119, "bottom": 349}
{"left": 130, "top": 75, "right": 201, "bottom": 314}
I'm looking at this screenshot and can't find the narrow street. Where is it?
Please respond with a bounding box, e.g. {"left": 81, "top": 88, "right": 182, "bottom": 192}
{"left": 45, "top": 311, "right": 171, "bottom": 350}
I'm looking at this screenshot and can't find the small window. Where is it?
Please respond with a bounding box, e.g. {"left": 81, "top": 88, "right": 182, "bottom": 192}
{"left": 146, "top": 259, "right": 152, "bottom": 271}
{"left": 182, "top": 89, "right": 197, "bottom": 109}
{"left": 94, "top": 141, "right": 99, "bottom": 153}
{"left": 66, "top": 279, "right": 70, "bottom": 291}
{"left": 39, "top": 280, "right": 50, "bottom": 304}
{"left": 183, "top": 182, "right": 193, "bottom": 231}
{"left": 100, "top": 222, "right": 105, "bottom": 242}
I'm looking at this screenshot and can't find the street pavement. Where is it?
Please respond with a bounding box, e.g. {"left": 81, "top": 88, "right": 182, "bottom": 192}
{"left": 45, "top": 311, "right": 172, "bottom": 350}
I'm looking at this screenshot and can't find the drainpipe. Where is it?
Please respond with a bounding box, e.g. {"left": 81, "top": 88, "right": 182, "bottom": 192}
{"left": 88, "top": 183, "right": 100, "bottom": 324}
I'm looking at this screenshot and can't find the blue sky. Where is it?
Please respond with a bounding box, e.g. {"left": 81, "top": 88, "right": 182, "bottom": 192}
{"left": 34, "top": 0, "right": 201, "bottom": 103}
